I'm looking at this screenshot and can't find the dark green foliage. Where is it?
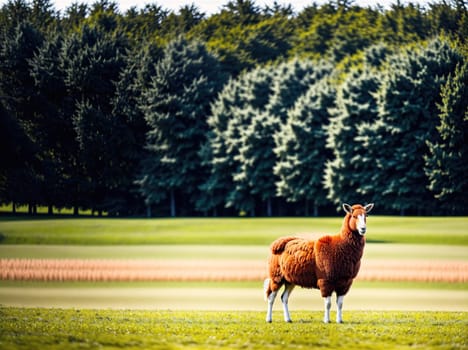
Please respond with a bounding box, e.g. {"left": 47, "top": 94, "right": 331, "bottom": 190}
{"left": 324, "top": 61, "right": 382, "bottom": 208}
{"left": 0, "top": 21, "right": 43, "bottom": 211}
{"left": 275, "top": 70, "right": 336, "bottom": 216}
{"left": 62, "top": 25, "right": 130, "bottom": 214}
{"left": 201, "top": 65, "right": 275, "bottom": 215}
{"left": 28, "top": 32, "right": 72, "bottom": 212}
{"left": 425, "top": 62, "right": 468, "bottom": 214}
{"left": 358, "top": 39, "right": 463, "bottom": 214}
{"left": 137, "top": 36, "right": 225, "bottom": 216}
{"left": 0, "top": 1, "right": 466, "bottom": 216}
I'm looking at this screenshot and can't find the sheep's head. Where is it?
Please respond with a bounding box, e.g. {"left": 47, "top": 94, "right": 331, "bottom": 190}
{"left": 343, "top": 203, "right": 374, "bottom": 235}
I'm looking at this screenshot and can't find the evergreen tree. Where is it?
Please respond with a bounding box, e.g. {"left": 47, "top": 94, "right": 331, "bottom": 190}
{"left": 425, "top": 62, "right": 468, "bottom": 214}
{"left": 120, "top": 4, "right": 168, "bottom": 43}
{"left": 197, "top": 78, "right": 238, "bottom": 215}
{"left": 161, "top": 4, "right": 204, "bottom": 36}
{"left": 0, "top": 101, "right": 37, "bottom": 212}
{"left": 62, "top": 25, "right": 129, "bottom": 214}
{"left": 61, "top": 2, "right": 88, "bottom": 32}
{"left": 201, "top": 65, "right": 275, "bottom": 215}
{"left": 29, "top": 32, "right": 71, "bottom": 213}
{"left": 111, "top": 44, "right": 160, "bottom": 216}
{"left": 358, "top": 38, "right": 463, "bottom": 214}
{"left": 0, "top": 0, "right": 57, "bottom": 33}
{"left": 138, "top": 36, "right": 225, "bottom": 216}
{"left": 266, "top": 59, "right": 327, "bottom": 122}
{"left": 329, "top": 7, "right": 380, "bottom": 62}
{"left": 275, "top": 75, "right": 336, "bottom": 216}
{"left": 232, "top": 108, "right": 277, "bottom": 216}
{"left": 0, "top": 21, "right": 43, "bottom": 212}
{"left": 324, "top": 65, "right": 381, "bottom": 208}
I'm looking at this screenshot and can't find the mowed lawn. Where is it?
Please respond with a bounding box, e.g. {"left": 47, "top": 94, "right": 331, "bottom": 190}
{"left": 0, "top": 216, "right": 467, "bottom": 349}
{"left": 0, "top": 216, "right": 467, "bottom": 311}
{"left": 1, "top": 308, "right": 467, "bottom": 350}
{"left": 0, "top": 216, "right": 467, "bottom": 245}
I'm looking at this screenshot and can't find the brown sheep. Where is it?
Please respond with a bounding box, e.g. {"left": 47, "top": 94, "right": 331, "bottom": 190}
{"left": 264, "top": 203, "right": 374, "bottom": 323}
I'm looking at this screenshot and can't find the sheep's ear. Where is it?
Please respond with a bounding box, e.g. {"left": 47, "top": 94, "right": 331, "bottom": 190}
{"left": 364, "top": 203, "right": 374, "bottom": 213}
{"left": 342, "top": 203, "right": 352, "bottom": 214}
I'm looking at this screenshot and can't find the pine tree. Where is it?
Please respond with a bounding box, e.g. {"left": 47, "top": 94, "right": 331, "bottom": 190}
{"left": 138, "top": 36, "right": 225, "bottom": 216}
{"left": 275, "top": 75, "right": 336, "bottom": 216}
{"left": 62, "top": 25, "right": 129, "bottom": 214}
{"left": 0, "top": 21, "right": 43, "bottom": 212}
{"left": 227, "top": 59, "right": 331, "bottom": 216}
{"left": 324, "top": 66, "right": 380, "bottom": 208}
{"left": 228, "top": 107, "right": 274, "bottom": 216}
{"left": 358, "top": 38, "right": 463, "bottom": 214}
{"left": 425, "top": 62, "right": 468, "bottom": 214}
{"left": 110, "top": 44, "right": 161, "bottom": 216}
{"left": 0, "top": 101, "right": 37, "bottom": 212}
{"left": 201, "top": 65, "right": 275, "bottom": 215}
{"left": 29, "top": 32, "right": 71, "bottom": 213}
{"left": 266, "top": 59, "right": 329, "bottom": 122}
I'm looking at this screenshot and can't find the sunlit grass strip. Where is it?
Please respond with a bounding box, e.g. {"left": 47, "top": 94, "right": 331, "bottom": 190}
{"left": 0, "top": 308, "right": 466, "bottom": 350}
{"left": 1, "top": 258, "right": 467, "bottom": 283}
{"left": 0, "top": 216, "right": 467, "bottom": 245}
{"left": 1, "top": 243, "right": 466, "bottom": 260}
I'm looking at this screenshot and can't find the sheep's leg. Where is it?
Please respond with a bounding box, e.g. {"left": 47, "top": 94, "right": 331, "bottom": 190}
{"left": 266, "top": 289, "right": 278, "bottom": 323}
{"left": 323, "top": 296, "right": 332, "bottom": 323}
{"left": 280, "top": 283, "right": 295, "bottom": 323}
{"left": 336, "top": 295, "right": 344, "bottom": 323}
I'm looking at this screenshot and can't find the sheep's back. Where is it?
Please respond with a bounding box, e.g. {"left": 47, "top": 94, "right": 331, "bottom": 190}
{"left": 279, "top": 238, "right": 318, "bottom": 289}
{"left": 270, "top": 236, "right": 298, "bottom": 255}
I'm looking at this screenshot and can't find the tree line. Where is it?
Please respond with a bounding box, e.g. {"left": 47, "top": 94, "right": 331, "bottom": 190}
{"left": 0, "top": 0, "right": 467, "bottom": 216}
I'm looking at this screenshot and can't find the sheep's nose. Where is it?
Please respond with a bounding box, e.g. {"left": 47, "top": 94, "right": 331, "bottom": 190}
{"left": 359, "top": 228, "right": 366, "bottom": 235}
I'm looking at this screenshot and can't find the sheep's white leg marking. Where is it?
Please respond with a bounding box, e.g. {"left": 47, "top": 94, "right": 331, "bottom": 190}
{"left": 323, "top": 296, "right": 332, "bottom": 323}
{"left": 266, "top": 289, "right": 277, "bottom": 323}
{"left": 336, "top": 295, "right": 344, "bottom": 323}
{"left": 263, "top": 279, "right": 270, "bottom": 302}
{"left": 281, "top": 284, "right": 295, "bottom": 323}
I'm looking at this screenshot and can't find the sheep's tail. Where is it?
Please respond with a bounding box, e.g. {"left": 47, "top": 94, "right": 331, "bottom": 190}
{"left": 264, "top": 278, "right": 271, "bottom": 301}
{"left": 270, "top": 236, "right": 298, "bottom": 255}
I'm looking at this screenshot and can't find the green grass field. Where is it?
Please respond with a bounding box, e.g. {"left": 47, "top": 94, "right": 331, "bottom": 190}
{"left": 1, "top": 242, "right": 467, "bottom": 259}
{"left": 1, "top": 280, "right": 467, "bottom": 311}
{"left": 0, "top": 216, "right": 467, "bottom": 245}
{"left": 0, "top": 216, "right": 467, "bottom": 349}
{"left": 1, "top": 308, "right": 467, "bottom": 350}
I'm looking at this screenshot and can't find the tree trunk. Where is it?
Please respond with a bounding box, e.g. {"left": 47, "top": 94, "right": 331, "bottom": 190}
{"left": 313, "top": 204, "right": 318, "bottom": 217}
{"left": 48, "top": 204, "right": 53, "bottom": 215}
{"left": 146, "top": 204, "right": 152, "bottom": 218}
{"left": 170, "top": 189, "right": 176, "bottom": 217}
{"left": 12, "top": 203, "right": 16, "bottom": 214}
{"left": 29, "top": 203, "right": 37, "bottom": 215}
{"left": 73, "top": 205, "right": 79, "bottom": 216}
{"left": 266, "top": 198, "right": 272, "bottom": 217}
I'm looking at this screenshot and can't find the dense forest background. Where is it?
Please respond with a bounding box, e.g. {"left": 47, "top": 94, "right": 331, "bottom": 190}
{"left": 0, "top": 0, "right": 467, "bottom": 217}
